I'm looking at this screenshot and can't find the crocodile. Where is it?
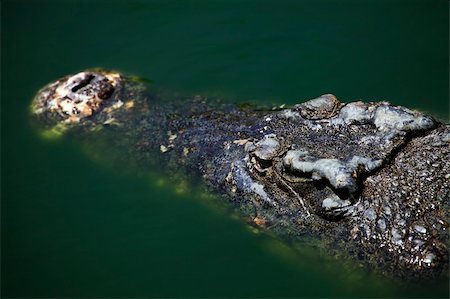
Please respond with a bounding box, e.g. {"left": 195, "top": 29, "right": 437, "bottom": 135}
{"left": 30, "top": 69, "right": 449, "bottom": 280}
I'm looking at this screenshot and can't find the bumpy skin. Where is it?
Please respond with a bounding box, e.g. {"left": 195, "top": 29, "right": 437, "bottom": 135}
{"left": 31, "top": 70, "right": 449, "bottom": 280}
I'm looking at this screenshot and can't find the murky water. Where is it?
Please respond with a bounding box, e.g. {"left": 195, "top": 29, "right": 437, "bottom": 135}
{"left": 2, "top": 0, "right": 448, "bottom": 297}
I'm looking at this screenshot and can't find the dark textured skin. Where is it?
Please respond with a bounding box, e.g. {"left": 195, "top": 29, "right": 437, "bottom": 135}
{"left": 31, "top": 70, "right": 449, "bottom": 280}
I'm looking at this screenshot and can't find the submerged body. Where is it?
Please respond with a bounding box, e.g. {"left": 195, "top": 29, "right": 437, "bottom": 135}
{"left": 31, "top": 70, "right": 449, "bottom": 280}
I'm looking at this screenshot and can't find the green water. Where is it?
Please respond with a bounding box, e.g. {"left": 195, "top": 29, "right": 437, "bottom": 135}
{"left": 2, "top": 0, "right": 449, "bottom": 297}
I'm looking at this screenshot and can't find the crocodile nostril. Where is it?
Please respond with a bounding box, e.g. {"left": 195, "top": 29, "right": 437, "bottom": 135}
{"left": 71, "top": 74, "right": 95, "bottom": 92}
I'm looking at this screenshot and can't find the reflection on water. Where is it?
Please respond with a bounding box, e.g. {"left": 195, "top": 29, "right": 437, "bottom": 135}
{"left": 2, "top": 0, "right": 448, "bottom": 297}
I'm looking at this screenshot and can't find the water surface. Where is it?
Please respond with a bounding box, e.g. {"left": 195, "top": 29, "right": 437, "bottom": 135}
{"left": 2, "top": 0, "right": 449, "bottom": 297}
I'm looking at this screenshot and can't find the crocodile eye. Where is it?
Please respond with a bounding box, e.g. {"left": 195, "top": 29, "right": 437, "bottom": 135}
{"left": 294, "top": 94, "right": 343, "bottom": 119}
{"left": 246, "top": 134, "right": 282, "bottom": 172}
{"left": 249, "top": 155, "right": 273, "bottom": 173}
{"left": 251, "top": 134, "right": 281, "bottom": 159}
{"left": 255, "top": 157, "right": 273, "bottom": 169}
